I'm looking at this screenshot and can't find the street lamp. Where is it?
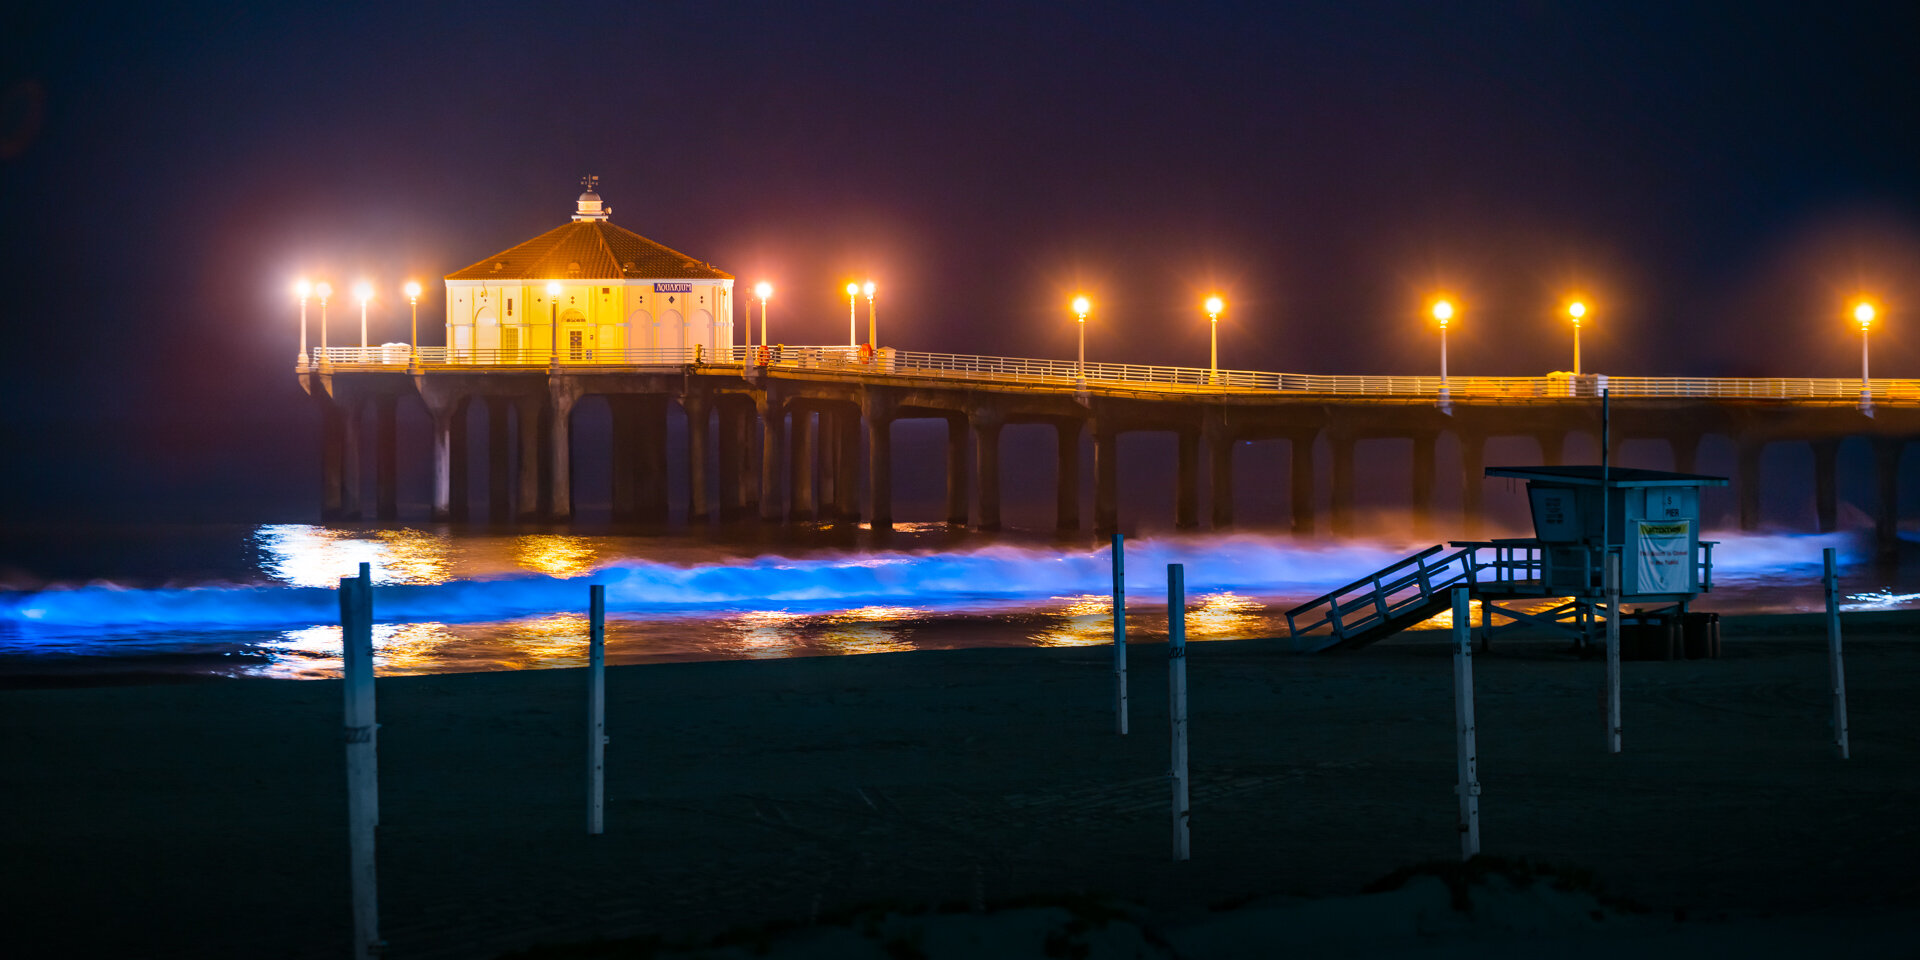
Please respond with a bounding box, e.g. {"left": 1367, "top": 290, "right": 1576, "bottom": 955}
{"left": 1568, "top": 300, "right": 1587, "bottom": 375}
{"left": 864, "top": 280, "right": 877, "bottom": 353}
{"left": 754, "top": 281, "right": 772, "bottom": 363}
{"left": 1204, "top": 295, "right": 1224, "bottom": 384}
{"left": 294, "top": 279, "right": 312, "bottom": 368}
{"left": 547, "top": 281, "right": 563, "bottom": 365}
{"left": 1072, "top": 295, "right": 1091, "bottom": 388}
{"left": 405, "top": 281, "right": 422, "bottom": 370}
{"left": 353, "top": 281, "right": 372, "bottom": 351}
{"left": 1856, "top": 300, "right": 1876, "bottom": 412}
{"left": 316, "top": 282, "right": 333, "bottom": 367}
{"left": 1432, "top": 299, "right": 1455, "bottom": 403}
{"left": 846, "top": 282, "right": 859, "bottom": 347}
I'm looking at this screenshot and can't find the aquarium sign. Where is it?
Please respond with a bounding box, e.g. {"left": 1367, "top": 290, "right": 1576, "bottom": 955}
{"left": 653, "top": 283, "right": 692, "bottom": 293}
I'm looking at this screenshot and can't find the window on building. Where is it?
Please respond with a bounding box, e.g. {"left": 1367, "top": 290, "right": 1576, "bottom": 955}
{"left": 507, "top": 298, "right": 514, "bottom": 317}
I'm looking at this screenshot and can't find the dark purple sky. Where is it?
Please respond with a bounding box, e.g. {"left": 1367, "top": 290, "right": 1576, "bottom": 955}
{"left": 3, "top": 1, "right": 1918, "bottom": 519}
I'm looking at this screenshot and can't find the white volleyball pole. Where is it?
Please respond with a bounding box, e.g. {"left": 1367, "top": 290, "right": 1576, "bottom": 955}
{"left": 1112, "top": 534, "right": 1128, "bottom": 735}
{"left": 1452, "top": 586, "right": 1481, "bottom": 859}
{"left": 588, "top": 584, "right": 608, "bottom": 833}
{"left": 1168, "top": 563, "right": 1190, "bottom": 861}
{"left": 340, "top": 563, "right": 381, "bottom": 957}
{"left": 1823, "top": 548, "right": 1851, "bottom": 760}
{"left": 1605, "top": 552, "right": 1622, "bottom": 754}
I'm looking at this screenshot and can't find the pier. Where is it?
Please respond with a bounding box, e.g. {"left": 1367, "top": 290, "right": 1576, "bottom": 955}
{"left": 299, "top": 347, "right": 1920, "bottom": 557}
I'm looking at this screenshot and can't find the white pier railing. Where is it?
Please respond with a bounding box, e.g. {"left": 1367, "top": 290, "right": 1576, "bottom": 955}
{"left": 303, "top": 345, "right": 1910, "bottom": 401}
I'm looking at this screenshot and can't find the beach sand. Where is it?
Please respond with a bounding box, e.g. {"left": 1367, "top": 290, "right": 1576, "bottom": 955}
{"left": 4, "top": 615, "right": 1918, "bottom": 958}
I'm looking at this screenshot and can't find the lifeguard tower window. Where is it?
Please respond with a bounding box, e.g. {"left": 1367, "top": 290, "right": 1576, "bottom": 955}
{"left": 1485, "top": 465, "right": 1729, "bottom": 600}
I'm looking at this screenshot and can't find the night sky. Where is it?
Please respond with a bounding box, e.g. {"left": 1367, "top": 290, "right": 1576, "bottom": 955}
{"left": 4, "top": 1, "right": 1919, "bottom": 522}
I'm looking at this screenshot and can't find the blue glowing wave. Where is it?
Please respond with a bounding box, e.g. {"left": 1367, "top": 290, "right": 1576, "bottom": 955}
{"left": 0, "top": 531, "right": 1870, "bottom": 631}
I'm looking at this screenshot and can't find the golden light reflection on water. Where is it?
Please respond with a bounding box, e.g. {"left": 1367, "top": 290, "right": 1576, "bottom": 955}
{"left": 256, "top": 614, "right": 601, "bottom": 679}
{"left": 255, "top": 525, "right": 456, "bottom": 587}
{"left": 373, "top": 529, "right": 454, "bottom": 585}
{"left": 1031, "top": 594, "right": 1112, "bottom": 647}
{"left": 514, "top": 535, "right": 599, "bottom": 577}
{"left": 1030, "top": 592, "right": 1273, "bottom": 646}
{"left": 825, "top": 605, "right": 925, "bottom": 622}
{"left": 817, "top": 622, "right": 916, "bottom": 655}
{"left": 724, "top": 610, "right": 807, "bottom": 659}
{"left": 1186, "top": 592, "right": 1266, "bottom": 639}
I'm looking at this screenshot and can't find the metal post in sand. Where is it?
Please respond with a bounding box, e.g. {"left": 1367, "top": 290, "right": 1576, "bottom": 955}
{"left": 588, "top": 584, "right": 608, "bottom": 833}
{"left": 340, "top": 562, "right": 381, "bottom": 957}
{"left": 1605, "top": 552, "right": 1622, "bottom": 754}
{"left": 1823, "top": 547, "right": 1851, "bottom": 759}
{"left": 1451, "top": 585, "right": 1481, "bottom": 859}
{"left": 1168, "top": 562, "right": 1190, "bottom": 861}
{"left": 1112, "top": 534, "right": 1128, "bottom": 735}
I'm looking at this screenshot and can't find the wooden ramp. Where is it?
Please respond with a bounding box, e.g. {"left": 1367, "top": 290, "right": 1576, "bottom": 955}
{"left": 1283, "top": 545, "right": 1476, "bottom": 652}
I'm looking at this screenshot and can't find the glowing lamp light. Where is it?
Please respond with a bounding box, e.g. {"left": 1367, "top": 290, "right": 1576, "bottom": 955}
{"left": 755, "top": 281, "right": 773, "bottom": 299}
{"left": 1431, "top": 299, "right": 1454, "bottom": 324}
{"left": 315, "top": 281, "right": 332, "bottom": 302}
{"left": 353, "top": 281, "right": 372, "bottom": 303}
{"left": 846, "top": 282, "right": 859, "bottom": 296}
{"left": 863, "top": 280, "right": 875, "bottom": 298}
{"left": 294, "top": 279, "right": 312, "bottom": 299}
{"left": 547, "top": 281, "right": 562, "bottom": 298}
{"left": 404, "top": 281, "right": 422, "bottom": 301}
{"left": 1855, "top": 301, "right": 1876, "bottom": 329}
{"left": 1569, "top": 301, "right": 1587, "bottom": 321}
{"left": 1072, "top": 295, "right": 1091, "bottom": 319}
{"left": 1204, "top": 296, "right": 1224, "bottom": 316}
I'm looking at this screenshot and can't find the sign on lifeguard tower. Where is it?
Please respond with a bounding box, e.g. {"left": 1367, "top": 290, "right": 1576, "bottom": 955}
{"left": 1489, "top": 465, "right": 1728, "bottom": 600}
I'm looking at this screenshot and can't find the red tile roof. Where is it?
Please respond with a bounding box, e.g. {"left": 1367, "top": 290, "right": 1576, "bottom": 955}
{"left": 445, "top": 220, "right": 734, "bottom": 281}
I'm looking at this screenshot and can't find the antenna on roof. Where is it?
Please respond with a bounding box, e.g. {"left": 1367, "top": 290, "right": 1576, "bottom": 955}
{"left": 581, "top": 174, "right": 599, "bottom": 195}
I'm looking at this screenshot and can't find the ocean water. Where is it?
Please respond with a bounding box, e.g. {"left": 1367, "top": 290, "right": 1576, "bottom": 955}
{"left": 0, "top": 521, "right": 1910, "bottom": 681}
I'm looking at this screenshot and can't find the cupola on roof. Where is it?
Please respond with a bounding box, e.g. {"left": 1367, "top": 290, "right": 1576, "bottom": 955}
{"left": 445, "top": 177, "right": 733, "bottom": 282}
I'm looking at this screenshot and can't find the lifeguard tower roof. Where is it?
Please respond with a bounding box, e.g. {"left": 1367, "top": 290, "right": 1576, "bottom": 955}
{"left": 1486, "top": 465, "right": 1729, "bottom": 488}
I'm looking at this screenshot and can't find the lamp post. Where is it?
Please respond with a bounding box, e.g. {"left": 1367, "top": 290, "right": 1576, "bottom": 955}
{"left": 1568, "top": 301, "right": 1586, "bottom": 375}
{"left": 846, "top": 282, "right": 859, "bottom": 347}
{"left": 1072, "top": 296, "right": 1091, "bottom": 389}
{"left": 354, "top": 281, "right": 372, "bottom": 352}
{"left": 294, "top": 279, "right": 312, "bottom": 368}
{"left": 754, "top": 281, "right": 772, "bottom": 364}
{"left": 316, "top": 282, "right": 333, "bottom": 367}
{"left": 547, "top": 281, "right": 562, "bottom": 366}
{"left": 864, "top": 280, "right": 877, "bottom": 353}
{"left": 1204, "top": 295, "right": 1224, "bottom": 384}
{"left": 405, "top": 281, "right": 422, "bottom": 371}
{"left": 1432, "top": 299, "right": 1455, "bottom": 404}
{"left": 1856, "top": 301, "right": 1876, "bottom": 412}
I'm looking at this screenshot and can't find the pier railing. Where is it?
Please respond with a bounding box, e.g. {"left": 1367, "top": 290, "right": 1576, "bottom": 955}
{"left": 304, "top": 345, "right": 1913, "bottom": 400}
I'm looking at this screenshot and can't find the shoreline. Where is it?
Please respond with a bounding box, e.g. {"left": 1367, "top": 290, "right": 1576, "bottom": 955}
{"left": 5, "top": 625, "right": 1918, "bottom": 957}
{"left": 4, "top": 608, "right": 1918, "bottom": 691}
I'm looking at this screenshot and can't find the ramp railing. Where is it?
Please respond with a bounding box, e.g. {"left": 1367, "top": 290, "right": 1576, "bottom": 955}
{"left": 1284, "top": 545, "right": 1476, "bottom": 646}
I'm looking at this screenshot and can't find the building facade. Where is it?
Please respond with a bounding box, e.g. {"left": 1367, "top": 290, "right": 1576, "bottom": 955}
{"left": 442, "top": 189, "right": 734, "bottom": 359}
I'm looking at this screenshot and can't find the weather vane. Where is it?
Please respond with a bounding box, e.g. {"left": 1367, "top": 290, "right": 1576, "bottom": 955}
{"left": 581, "top": 174, "right": 599, "bottom": 194}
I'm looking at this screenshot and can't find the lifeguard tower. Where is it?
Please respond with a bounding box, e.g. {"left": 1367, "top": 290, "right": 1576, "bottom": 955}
{"left": 1284, "top": 465, "right": 1728, "bottom": 652}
